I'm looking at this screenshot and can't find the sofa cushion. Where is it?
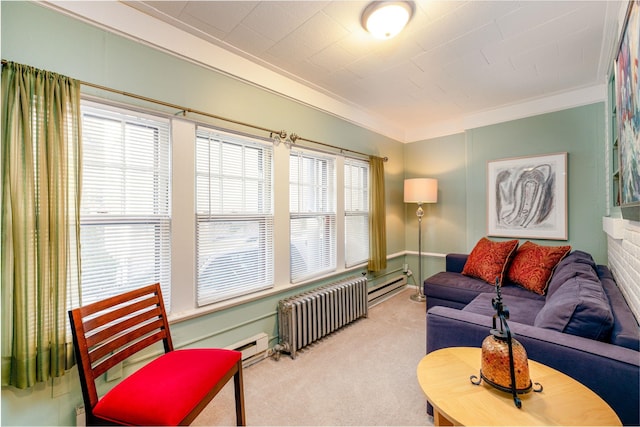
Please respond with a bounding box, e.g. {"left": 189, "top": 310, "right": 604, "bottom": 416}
{"left": 424, "top": 272, "right": 545, "bottom": 309}
{"left": 546, "top": 250, "right": 598, "bottom": 298}
{"left": 598, "top": 266, "right": 640, "bottom": 350}
{"left": 462, "top": 237, "right": 519, "bottom": 285}
{"left": 534, "top": 275, "right": 614, "bottom": 341}
{"left": 507, "top": 241, "right": 571, "bottom": 295}
{"left": 463, "top": 293, "right": 545, "bottom": 326}
{"left": 425, "top": 272, "right": 496, "bottom": 308}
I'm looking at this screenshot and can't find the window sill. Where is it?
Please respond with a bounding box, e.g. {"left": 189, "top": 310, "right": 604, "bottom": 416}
{"left": 167, "top": 264, "right": 370, "bottom": 325}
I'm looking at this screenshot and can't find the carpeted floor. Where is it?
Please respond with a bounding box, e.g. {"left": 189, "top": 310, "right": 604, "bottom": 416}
{"left": 193, "top": 287, "right": 434, "bottom": 426}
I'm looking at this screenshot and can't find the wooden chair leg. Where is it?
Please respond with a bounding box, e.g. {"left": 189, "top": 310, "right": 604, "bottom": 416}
{"left": 234, "top": 361, "right": 246, "bottom": 426}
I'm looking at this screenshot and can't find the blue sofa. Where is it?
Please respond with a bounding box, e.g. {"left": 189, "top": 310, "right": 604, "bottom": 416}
{"left": 424, "top": 251, "right": 640, "bottom": 425}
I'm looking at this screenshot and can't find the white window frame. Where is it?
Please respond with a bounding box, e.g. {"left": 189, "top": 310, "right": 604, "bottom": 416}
{"left": 344, "top": 158, "right": 370, "bottom": 267}
{"left": 78, "top": 101, "right": 172, "bottom": 309}
{"left": 195, "top": 127, "right": 274, "bottom": 306}
{"left": 289, "top": 148, "right": 337, "bottom": 283}
{"left": 74, "top": 97, "right": 364, "bottom": 318}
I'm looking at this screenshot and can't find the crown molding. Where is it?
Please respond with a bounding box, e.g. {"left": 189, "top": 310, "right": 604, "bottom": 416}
{"left": 405, "top": 84, "right": 606, "bottom": 142}
{"left": 43, "top": 1, "right": 406, "bottom": 142}
{"left": 42, "top": 1, "right": 610, "bottom": 144}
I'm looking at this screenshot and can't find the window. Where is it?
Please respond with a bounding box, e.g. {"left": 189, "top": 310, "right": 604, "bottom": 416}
{"left": 80, "top": 102, "right": 171, "bottom": 308}
{"left": 76, "top": 97, "right": 372, "bottom": 316}
{"left": 195, "top": 127, "right": 274, "bottom": 305}
{"left": 344, "top": 158, "right": 369, "bottom": 267}
{"left": 289, "top": 149, "right": 336, "bottom": 282}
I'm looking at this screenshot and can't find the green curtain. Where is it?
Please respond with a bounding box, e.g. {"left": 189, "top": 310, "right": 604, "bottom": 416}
{"left": 1, "top": 62, "right": 82, "bottom": 389}
{"left": 367, "top": 156, "right": 387, "bottom": 272}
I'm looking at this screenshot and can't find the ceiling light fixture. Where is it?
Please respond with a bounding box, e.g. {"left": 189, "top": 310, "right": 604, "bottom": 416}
{"left": 361, "top": 1, "right": 415, "bottom": 40}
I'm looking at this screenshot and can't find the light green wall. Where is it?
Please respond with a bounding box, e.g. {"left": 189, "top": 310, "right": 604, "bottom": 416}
{"left": 466, "top": 104, "right": 608, "bottom": 263}
{"left": 1, "top": 2, "right": 609, "bottom": 426}
{"left": 1, "top": 2, "right": 406, "bottom": 426}
{"left": 405, "top": 103, "right": 608, "bottom": 281}
{"left": 404, "top": 133, "right": 468, "bottom": 278}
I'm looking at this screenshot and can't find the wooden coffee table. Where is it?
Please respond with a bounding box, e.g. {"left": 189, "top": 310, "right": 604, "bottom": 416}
{"left": 417, "top": 347, "right": 621, "bottom": 426}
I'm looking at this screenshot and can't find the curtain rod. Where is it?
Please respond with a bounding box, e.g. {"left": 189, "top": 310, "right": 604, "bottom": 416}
{"left": 1, "top": 59, "right": 387, "bottom": 162}
{"left": 290, "top": 133, "right": 388, "bottom": 161}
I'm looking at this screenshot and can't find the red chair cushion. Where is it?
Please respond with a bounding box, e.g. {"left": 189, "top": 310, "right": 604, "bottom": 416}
{"left": 93, "top": 349, "right": 241, "bottom": 426}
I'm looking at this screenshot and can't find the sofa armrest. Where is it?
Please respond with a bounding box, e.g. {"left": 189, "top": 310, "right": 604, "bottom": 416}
{"left": 445, "top": 253, "right": 468, "bottom": 273}
{"left": 426, "top": 306, "right": 640, "bottom": 426}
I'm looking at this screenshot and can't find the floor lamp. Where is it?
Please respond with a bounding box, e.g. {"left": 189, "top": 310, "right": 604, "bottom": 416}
{"left": 404, "top": 178, "right": 438, "bottom": 302}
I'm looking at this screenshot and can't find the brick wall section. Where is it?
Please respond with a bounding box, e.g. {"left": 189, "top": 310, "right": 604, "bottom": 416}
{"left": 608, "top": 220, "right": 640, "bottom": 322}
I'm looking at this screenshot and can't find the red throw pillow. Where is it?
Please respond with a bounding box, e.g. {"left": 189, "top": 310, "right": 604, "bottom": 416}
{"left": 507, "top": 241, "right": 571, "bottom": 295}
{"left": 462, "top": 237, "right": 519, "bottom": 285}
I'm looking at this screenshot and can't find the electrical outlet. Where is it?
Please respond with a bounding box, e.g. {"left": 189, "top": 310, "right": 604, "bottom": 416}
{"left": 76, "top": 406, "right": 86, "bottom": 427}
{"left": 405, "top": 269, "right": 413, "bottom": 277}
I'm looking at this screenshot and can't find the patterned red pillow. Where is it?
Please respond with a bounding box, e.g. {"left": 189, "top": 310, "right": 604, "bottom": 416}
{"left": 462, "top": 237, "right": 519, "bottom": 285}
{"left": 507, "top": 241, "right": 571, "bottom": 295}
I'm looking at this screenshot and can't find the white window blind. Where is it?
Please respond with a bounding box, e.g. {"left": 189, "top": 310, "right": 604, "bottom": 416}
{"left": 344, "top": 158, "right": 370, "bottom": 267}
{"left": 80, "top": 102, "right": 171, "bottom": 309}
{"left": 289, "top": 149, "right": 336, "bottom": 282}
{"left": 195, "top": 127, "right": 274, "bottom": 306}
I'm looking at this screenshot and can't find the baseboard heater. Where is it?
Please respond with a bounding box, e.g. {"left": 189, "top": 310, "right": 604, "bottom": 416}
{"left": 227, "top": 332, "right": 269, "bottom": 367}
{"left": 275, "top": 276, "right": 368, "bottom": 359}
{"left": 368, "top": 275, "right": 407, "bottom": 306}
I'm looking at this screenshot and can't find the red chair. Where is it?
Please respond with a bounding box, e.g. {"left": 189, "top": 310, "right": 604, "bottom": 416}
{"left": 69, "top": 283, "right": 246, "bottom": 426}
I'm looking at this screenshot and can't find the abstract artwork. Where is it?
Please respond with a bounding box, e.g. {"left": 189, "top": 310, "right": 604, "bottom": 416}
{"left": 615, "top": 0, "right": 640, "bottom": 220}
{"left": 487, "top": 153, "right": 568, "bottom": 240}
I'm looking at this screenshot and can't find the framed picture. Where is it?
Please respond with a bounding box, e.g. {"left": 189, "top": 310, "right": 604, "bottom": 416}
{"left": 487, "top": 152, "right": 568, "bottom": 240}
{"left": 614, "top": 0, "right": 640, "bottom": 221}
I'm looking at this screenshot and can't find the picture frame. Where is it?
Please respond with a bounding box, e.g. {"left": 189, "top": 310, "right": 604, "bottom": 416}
{"left": 487, "top": 152, "right": 568, "bottom": 240}
{"left": 614, "top": 0, "right": 640, "bottom": 221}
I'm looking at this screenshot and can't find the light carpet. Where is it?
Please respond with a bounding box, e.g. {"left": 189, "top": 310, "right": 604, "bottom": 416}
{"left": 193, "top": 287, "right": 434, "bottom": 426}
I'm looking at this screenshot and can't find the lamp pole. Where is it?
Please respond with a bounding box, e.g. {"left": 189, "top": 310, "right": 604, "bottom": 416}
{"left": 404, "top": 177, "right": 437, "bottom": 303}
{"left": 412, "top": 202, "right": 426, "bottom": 302}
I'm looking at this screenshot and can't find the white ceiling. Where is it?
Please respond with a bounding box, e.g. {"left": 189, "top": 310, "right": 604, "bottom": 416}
{"left": 53, "top": 1, "right": 624, "bottom": 141}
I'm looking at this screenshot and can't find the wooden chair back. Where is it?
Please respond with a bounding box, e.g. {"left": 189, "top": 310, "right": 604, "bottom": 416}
{"left": 69, "top": 283, "right": 172, "bottom": 413}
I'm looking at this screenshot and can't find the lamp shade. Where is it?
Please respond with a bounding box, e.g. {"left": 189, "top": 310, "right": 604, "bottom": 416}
{"left": 404, "top": 178, "right": 438, "bottom": 203}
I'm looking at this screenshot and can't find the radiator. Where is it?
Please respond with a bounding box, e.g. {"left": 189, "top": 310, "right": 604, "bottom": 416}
{"left": 276, "top": 276, "right": 368, "bottom": 359}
